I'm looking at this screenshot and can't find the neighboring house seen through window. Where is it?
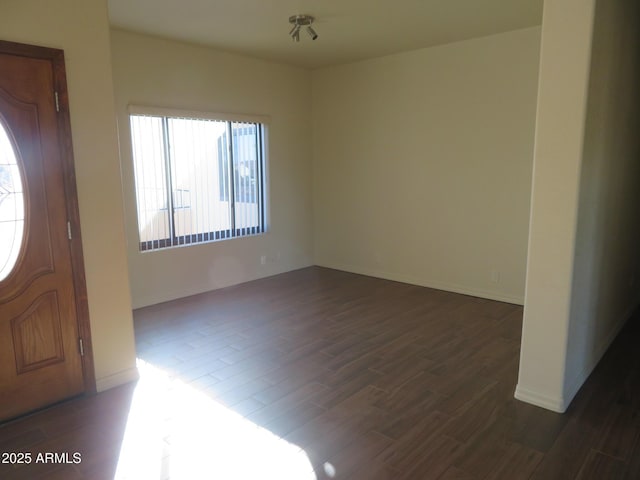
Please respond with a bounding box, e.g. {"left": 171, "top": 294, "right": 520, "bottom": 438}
{"left": 129, "top": 108, "right": 267, "bottom": 251}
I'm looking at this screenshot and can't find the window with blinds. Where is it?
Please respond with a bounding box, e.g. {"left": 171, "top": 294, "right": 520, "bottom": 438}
{"left": 129, "top": 109, "right": 267, "bottom": 251}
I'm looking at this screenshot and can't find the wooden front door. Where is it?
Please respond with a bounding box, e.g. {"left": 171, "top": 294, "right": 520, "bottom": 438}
{"left": 0, "top": 41, "right": 93, "bottom": 422}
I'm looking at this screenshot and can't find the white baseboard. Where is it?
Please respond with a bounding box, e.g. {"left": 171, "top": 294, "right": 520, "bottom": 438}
{"left": 515, "top": 296, "right": 640, "bottom": 413}
{"left": 316, "top": 260, "right": 525, "bottom": 306}
{"left": 96, "top": 367, "right": 139, "bottom": 392}
{"left": 514, "top": 384, "right": 567, "bottom": 413}
{"left": 133, "top": 262, "right": 314, "bottom": 309}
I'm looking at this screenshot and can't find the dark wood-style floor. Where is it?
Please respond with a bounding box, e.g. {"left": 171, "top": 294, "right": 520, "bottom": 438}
{"left": 1, "top": 267, "right": 639, "bottom": 479}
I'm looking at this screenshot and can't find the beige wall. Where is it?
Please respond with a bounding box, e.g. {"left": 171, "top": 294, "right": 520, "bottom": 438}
{"left": 516, "top": 0, "right": 640, "bottom": 412}
{"left": 110, "top": 30, "right": 314, "bottom": 308}
{"left": 312, "top": 27, "right": 541, "bottom": 304}
{"left": 566, "top": 0, "right": 640, "bottom": 403}
{"left": 0, "top": 0, "right": 137, "bottom": 390}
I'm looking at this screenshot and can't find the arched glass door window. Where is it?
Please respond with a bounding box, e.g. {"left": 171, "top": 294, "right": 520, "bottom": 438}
{"left": 0, "top": 118, "right": 25, "bottom": 282}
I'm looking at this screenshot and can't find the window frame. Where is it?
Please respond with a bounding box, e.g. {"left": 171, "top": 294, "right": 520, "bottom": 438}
{"left": 128, "top": 106, "right": 269, "bottom": 252}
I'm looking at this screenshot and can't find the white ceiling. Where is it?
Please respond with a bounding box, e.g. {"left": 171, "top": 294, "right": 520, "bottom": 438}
{"left": 108, "top": 0, "right": 543, "bottom": 69}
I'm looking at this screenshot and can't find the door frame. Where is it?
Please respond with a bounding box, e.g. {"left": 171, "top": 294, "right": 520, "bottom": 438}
{"left": 0, "top": 39, "right": 96, "bottom": 393}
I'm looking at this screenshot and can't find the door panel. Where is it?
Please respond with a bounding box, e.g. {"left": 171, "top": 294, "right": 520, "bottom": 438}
{"left": 12, "top": 291, "right": 65, "bottom": 373}
{"left": 0, "top": 42, "right": 90, "bottom": 422}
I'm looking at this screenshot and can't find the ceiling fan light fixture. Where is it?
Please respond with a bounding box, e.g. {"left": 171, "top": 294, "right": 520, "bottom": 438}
{"left": 288, "top": 14, "right": 318, "bottom": 42}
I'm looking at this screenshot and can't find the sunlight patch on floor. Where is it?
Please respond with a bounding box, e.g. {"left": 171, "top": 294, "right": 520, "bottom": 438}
{"left": 115, "top": 359, "right": 317, "bottom": 480}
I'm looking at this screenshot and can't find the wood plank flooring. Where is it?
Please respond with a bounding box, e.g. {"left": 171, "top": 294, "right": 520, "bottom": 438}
{"left": 1, "top": 266, "right": 639, "bottom": 479}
